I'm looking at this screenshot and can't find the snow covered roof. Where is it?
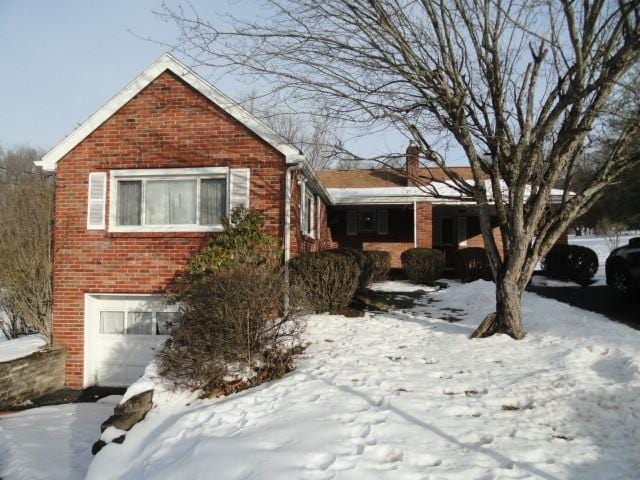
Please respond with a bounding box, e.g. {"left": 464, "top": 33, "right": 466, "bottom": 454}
{"left": 328, "top": 180, "right": 568, "bottom": 205}
{"left": 37, "top": 53, "right": 306, "bottom": 171}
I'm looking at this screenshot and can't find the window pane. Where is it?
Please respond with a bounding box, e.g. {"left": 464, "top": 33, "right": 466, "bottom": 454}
{"left": 116, "top": 181, "right": 142, "bottom": 226}
{"left": 359, "top": 210, "right": 376, "bottom": 232}
{"left": 145, "top": 180, "right": 196, "bottom": 225}
{"left": 156, "top": 312, "right": 179, "bottom": 335}
{"left": 100, "top": 311, "right": 124, "bottom": 334}
{"left": 200, "top": 179, "right": 226, "bottom": 225}
{"left": 126, "top": 312, "right": 152, "bottom": 335}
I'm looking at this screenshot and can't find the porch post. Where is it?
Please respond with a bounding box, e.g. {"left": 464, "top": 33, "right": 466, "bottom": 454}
{"left": 415, "top": 201, "right": 433, "bottom": 247}
{"left": 413, "top": 201, "right": 417, "bottom": 247}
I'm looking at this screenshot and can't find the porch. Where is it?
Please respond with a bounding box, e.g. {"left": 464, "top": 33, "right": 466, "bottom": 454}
{"left": 326, "top": 203, "right": 501, "bottom": 268}
{"left": 432, "top": 204, "right": 501, "bottom": 266}
{"left": 327, "top": 204, "right": 415, "bottom": 267}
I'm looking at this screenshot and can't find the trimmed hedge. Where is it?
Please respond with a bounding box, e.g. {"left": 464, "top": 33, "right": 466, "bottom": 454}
{"left": 542, "top": 244, "right": 598, "bottom": 286}
{"left": 289, "top": 251, "right": 360, "bottom": 313}
{"left": 364, "top": 250, "right": 392, "bottom": 282}
{"left": 327, "top": 248, "right": 374, "bottom": 290}
{"left": 453, "top": 248, "right": 493, "bottom": 283}
{"left": 400, "top": 248, "right": 445, "bottom": 284}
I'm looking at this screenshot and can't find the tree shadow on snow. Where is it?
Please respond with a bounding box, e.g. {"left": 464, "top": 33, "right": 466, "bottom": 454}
{"left": 309, "top": 372, "right": 562, "bottom": 480}
{"left": 382, "top": 309, "right": 477, "bottom": 336}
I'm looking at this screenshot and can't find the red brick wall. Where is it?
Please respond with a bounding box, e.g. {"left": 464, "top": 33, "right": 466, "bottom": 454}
{"left": 415, "top": 201, "right": 433, "bottom": 248}
{"left": 362, "top": 241, "right": 415, "bottom": 268}
{"left": 289, "top": 171, "right": 332, "bottom": 255}
{"left": 52, "top": 71, "right": 289, "bottom": 387}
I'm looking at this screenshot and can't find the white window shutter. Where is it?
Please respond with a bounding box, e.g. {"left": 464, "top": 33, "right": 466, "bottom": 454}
{"left": 229, "top": 168, "right": 250, "bottom": 212}
{"left": 346, "top": 210, "right": 357, "bottom": 236}
{"left": 87, "top": 172, "right": 106, "bottom": 230}
{"left": 377, "top": 209, "right": 388, "bottom": 235}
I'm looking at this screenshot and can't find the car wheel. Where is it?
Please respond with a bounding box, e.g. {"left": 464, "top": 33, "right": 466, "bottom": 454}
{"left": 609, "top": 266, "right": 632, "bottom": 298}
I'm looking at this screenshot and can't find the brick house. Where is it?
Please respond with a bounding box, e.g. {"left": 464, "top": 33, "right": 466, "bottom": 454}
{"left": 39, "top": 54, "right": 563, "bottom": 387}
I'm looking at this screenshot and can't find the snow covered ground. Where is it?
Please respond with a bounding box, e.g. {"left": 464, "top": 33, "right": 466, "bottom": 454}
{"left": 82, "top": 280, "right": 640, "bottom": 480}
{"left": 569, "top": 234, "right": 637, "bottom": 286}
{"left": 0, "top": 334, "right": 46, "bottom": 362}
{"left": 0, "top": 396, "right": 120, "bottom": 480}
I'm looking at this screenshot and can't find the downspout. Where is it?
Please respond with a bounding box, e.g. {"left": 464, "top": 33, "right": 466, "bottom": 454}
{"left": 284, "top": 162, "right": 304, "bottom": 312}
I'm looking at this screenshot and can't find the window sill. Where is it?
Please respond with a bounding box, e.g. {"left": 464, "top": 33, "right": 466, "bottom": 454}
{"left": 107, "top": 231, "right": 213, "bottom": 239}
{"left": 108, "top": 225, "right": 224, "bottom": 234}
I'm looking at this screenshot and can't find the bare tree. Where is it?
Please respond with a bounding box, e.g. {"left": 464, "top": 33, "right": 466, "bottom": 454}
{"left": 238, "top": 89, "right": 341, "bottom": 170}
{"left": 597, "top": 218, "right": 625, "bottom": 251}
{"left": 0, "top": 145, "right": 53, "bottom": 341}
{"left": 161, "top": 0, "right": 640, "bottom": 339}
{"left": 572, "top": 76, "right": 640, "bottom": 232}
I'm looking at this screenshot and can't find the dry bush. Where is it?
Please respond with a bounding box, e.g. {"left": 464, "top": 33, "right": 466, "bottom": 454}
{"left": 158, "top": 267, "right": 304, "bottom": 394}
{"left": 596, "top": 218, "right": 626, "bottom": 252}
{"left": 0, "top": 151, "right": 53, "bottom": 340}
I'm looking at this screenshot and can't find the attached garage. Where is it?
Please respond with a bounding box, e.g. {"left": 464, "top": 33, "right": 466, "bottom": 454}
{"left": 84, "top": 295, "right": 178, "bottom": 386}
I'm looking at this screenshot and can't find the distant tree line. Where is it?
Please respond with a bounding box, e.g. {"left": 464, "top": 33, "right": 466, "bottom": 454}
{"left": 0, "top": 144, "right": 53, "bottom": 341}
{"left": 572, "top": 89, "right": 640, "bottom": 236}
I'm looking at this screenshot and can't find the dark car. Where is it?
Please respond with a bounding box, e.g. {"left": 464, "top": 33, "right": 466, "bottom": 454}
{"left": 605, "top": 237, "right": 640, "bottom": 298}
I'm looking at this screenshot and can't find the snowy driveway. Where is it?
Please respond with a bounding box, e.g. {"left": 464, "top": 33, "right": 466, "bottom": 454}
{"left": 0, "top": 398, "right": 118, "bottom": 480}
{"left": 85, "top": 281, "right": 640, "bottom": 480}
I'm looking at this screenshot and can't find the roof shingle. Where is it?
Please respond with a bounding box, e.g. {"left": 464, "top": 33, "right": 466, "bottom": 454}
{"left": 317, "top": 167, "right": 477, "bottom": 189}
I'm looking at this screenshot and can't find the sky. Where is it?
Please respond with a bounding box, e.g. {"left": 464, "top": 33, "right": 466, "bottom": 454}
{"left": 0, "top": 1, "right": 464, "bottom": 164}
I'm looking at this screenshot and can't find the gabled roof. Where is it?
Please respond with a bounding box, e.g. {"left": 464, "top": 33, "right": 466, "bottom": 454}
{"left": 317, "top": 167, "right": 478, "bottom": 188}
{"left": 37, "top": 53, "right": 306, "bottom": 171}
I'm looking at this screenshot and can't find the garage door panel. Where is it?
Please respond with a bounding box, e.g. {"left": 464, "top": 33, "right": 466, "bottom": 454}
{"left": 89, "top": 295, "right": 174, "bottom": 386}
{"left": 96, "top": 363, "right": 149, "bottom": 387}
{"left": 96, "top": 337, "right": 164, "bottom": 364}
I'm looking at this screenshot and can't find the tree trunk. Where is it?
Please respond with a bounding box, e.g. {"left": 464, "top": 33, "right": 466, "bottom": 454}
{"left": 471, "top": 276, "right": 526, "bottom": 340}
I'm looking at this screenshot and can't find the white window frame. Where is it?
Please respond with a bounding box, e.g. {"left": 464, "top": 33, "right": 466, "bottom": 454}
{"left": 109, "top": 167, "right": 229, "bottom": 232}
{"left": 98, "top": 309, "right": 177, "bottom": 336}
{"left": 300, "top": 181, "right": 315, "bottom": 238}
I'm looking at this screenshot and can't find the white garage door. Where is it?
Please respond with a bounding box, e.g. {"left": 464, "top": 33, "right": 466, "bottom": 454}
{"left": 86, "top": 295, "right": 178, "bottom": 386}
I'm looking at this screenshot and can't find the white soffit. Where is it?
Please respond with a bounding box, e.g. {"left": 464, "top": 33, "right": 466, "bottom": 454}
{"left": 37, "top": 53, "right": 304, "bottom": 171}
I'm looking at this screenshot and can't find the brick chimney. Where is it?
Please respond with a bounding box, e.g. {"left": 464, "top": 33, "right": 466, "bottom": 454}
{"left": 405, "top": 140, "right": 420, "bottom": 186}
